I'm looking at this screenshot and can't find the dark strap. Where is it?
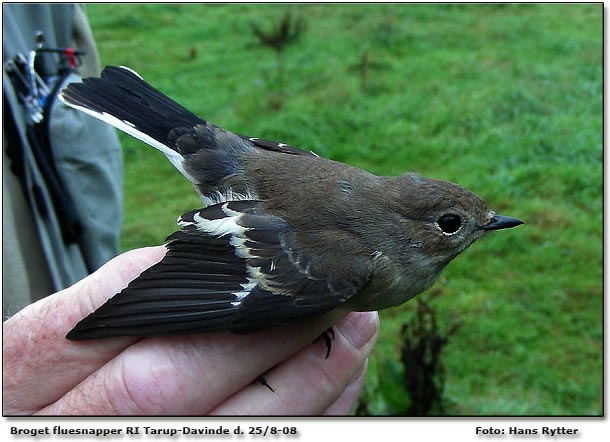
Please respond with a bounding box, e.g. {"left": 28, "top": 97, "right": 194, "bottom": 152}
{"left": 4, "top": 89, "right": 84, "bottom": 245}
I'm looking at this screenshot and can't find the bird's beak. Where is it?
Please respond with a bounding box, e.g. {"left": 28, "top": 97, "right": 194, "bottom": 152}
{"left": 481, "top": 215, "right": 524, "bottom": 231}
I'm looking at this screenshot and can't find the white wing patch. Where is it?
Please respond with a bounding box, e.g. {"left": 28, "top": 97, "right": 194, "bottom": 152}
{"left": 180, "top": 205, "right": 246, "bottom": 237}
{"left": 233, "top": 277, "right": 257, "bottom": 305}
{"left": 178, "top": 203, "right": 267, "bottom": 306}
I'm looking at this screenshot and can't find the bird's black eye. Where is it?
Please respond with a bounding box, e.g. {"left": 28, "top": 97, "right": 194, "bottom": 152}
{"left": 437, "top": 214, "right": 462, "bottom": 234}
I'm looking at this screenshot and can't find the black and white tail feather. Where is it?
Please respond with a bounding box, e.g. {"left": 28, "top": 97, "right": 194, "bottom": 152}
{"left": 59, "top": 66, "right": 316, "bottom": 206}
{"left": 61, "top": 67, "right": 369, "bottom": 340}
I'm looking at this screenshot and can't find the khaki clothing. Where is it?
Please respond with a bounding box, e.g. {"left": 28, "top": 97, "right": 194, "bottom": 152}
{"left": 3, "top": 4, "right": 123, "bottom": 317}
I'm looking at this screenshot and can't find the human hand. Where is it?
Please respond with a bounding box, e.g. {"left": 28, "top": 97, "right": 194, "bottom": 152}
{"left": 2, "top": 246, "right": 379, "bottom": 415}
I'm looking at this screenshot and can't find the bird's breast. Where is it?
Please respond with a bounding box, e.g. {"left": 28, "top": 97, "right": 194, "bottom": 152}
{"left": 346, "top": 248, "right": 442, "bottom": 312}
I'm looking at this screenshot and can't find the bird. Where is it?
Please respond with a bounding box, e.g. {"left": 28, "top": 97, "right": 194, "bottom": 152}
{"left": 60, "top": 66, "right": 523, "bottom": 341}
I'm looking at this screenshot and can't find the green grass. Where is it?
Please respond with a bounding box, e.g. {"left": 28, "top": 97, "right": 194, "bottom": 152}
{"left": 86, "top": 3, "right": 602, "bottom": 415}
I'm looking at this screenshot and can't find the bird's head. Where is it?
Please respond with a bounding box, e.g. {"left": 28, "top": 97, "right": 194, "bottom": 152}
{"left": 391, "top": 173, "right": 523, "bottom": 266}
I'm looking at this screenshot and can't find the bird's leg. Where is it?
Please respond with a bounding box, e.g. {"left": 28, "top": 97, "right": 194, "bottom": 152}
{"left": 257, "top": 375, "right": 275, "bottom": 393}
{"left": 318, "top": 327, "right": 335, "bottom": 359}
{"left": 255, "top": 326, "right": 335, "bottom": 392}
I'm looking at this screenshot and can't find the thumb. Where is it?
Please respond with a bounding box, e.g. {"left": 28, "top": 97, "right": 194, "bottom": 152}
{"left": 3, "top": 246, "right": 166, "bottom": 414}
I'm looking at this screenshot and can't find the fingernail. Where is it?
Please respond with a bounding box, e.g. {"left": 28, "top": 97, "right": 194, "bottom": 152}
{"left": 337, "top": 311, "right": 379, "bottom": 350}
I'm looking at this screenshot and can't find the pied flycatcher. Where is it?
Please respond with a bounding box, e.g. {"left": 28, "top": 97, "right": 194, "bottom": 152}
{"left": 60, "top": 66, "right": 523, "bottom": 340}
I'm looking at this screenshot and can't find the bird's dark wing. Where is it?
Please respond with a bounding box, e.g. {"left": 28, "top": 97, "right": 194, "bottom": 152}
{"left": 66, "top": 201, "right": 372, "bottom": 340}
{"left": 238, "top": 135, "right": 318, "bottom": 157}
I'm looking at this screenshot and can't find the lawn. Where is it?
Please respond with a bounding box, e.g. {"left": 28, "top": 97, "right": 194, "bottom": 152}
{"left": 85, "top": 3, "right": 602, "bottom": 415}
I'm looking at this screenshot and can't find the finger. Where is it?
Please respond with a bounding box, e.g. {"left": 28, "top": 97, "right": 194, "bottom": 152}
{"left": 37, "top": 310, "right": 347, "bottom": 415}
{"left": 322, "top": 360, "right": 368, "bottom": 415}
{"left": 208, "top": 311, "right": 379, "bottom": 416}
{"left": 2, "top": 246, "right": 166, "bottom": 415}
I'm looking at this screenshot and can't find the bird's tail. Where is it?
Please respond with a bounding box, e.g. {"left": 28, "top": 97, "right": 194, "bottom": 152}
{"left": 59, "top": 66, "right": 311, "bottom": 204}
{"left": 59, "top": 66, "right": 219, "bottom": 180}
